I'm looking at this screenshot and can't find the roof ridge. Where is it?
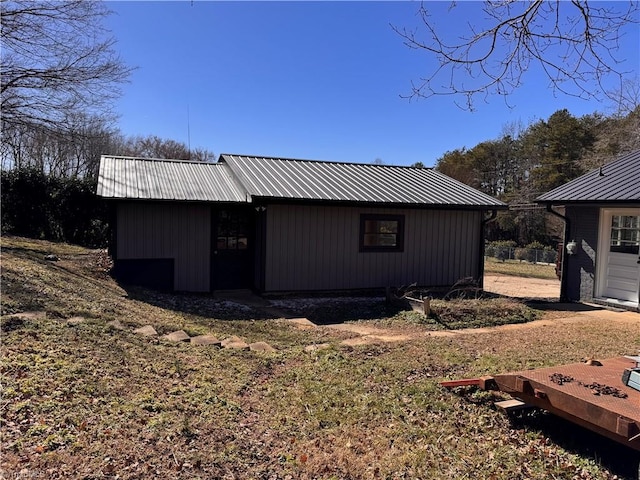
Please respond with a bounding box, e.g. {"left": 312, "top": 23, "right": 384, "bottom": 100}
{"left": 219, "top": 153, "right": 433, "bottom": 170}
{"left": 101, "top": 154, "right": 216, "bottom": 165}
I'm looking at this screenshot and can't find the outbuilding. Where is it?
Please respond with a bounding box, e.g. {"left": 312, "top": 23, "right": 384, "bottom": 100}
{"left": 536, "top": 149, "right": 640, "bottom": 311}
{"left": 97, "top": 154, "right": 505, "bottom": 294}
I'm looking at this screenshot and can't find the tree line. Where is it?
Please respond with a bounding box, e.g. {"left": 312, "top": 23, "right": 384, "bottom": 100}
{"left": 434, "top": 106, "right": 640, "bottom": 246}
{"left": 1, "top": 120, "right": 215, "bottom": 179}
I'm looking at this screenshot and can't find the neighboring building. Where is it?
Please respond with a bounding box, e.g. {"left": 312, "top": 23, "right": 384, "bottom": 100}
{"left": 536, "top": 150, "right": 640, "bottom": 311}
{"left": 97, "top": 154, "right": 506, "bottom": 294}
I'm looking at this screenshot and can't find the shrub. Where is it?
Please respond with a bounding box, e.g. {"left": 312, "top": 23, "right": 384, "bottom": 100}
{"left": 486, "top": 240, "right": 516, "bottom": 261}
{"left": 1, "top": 168, "right": 109, "bottom": 247}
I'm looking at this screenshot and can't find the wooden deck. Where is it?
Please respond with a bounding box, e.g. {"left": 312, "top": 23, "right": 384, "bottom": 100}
{"left": 443, "top": 357, "right": 640, "bottom": 451}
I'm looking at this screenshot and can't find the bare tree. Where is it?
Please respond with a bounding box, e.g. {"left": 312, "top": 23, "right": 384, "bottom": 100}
{"left": 607, "top": 77, "right": 640, "bottom": 117}
{"left": 116, "top": 134, "right": 216, "bottom": 163}
{"left": 1, "top": 0, "right": 132, "bottom": 131}
{"left": 0, "top": 113, "right": 118, "bottom": 178}
{"left": 393, "top": 1, "right": 639, "bottom": 110}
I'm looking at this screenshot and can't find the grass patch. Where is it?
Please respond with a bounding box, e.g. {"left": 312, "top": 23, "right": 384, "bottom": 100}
{"left": 2, "top": 236, "right": 639, "bottom": 479}
{"left": 484, "top": 257, "right": 558, "bottom": 279}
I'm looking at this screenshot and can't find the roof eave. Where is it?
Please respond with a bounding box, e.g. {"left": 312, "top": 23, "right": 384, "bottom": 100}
{"left": 535, "top": 198, "right": 640, "bottom": 206}
{"left": 252, "top": 195, "right": 507, "bottom": 210}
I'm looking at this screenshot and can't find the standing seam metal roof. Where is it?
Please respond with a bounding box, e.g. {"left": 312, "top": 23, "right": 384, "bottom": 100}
{"left": 219, "top": 154, "right": 505, "bottom": 207}
{"left": 96, "top": 154, "right": 506, "bottom": 208}
{"left": 97, "top": 156, "right": 249, "bottom": 202}
{"left": 536, "top": 150, "right": 640, "bottom": 204}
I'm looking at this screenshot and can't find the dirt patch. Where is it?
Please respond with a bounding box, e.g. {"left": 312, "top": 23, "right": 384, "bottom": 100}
{"left": 484, "top": 273, "right": 560, "bottom": 299}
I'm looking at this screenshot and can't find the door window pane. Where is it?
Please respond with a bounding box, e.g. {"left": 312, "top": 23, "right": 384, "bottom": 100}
{"left": 217, "top": 211, "right": 249, "bottom": 250}
{"left": 610, "top": 215, "right": 640, "bottom": 254}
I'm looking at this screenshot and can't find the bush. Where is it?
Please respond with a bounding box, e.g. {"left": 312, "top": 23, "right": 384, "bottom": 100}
{"left": 486, "top": 240, "right": 557, "bottom": 264}
{"left": 486, "top": 240, "right": 516, "bottom": 261}
{"left": 1, "top": 168, "right": 110, "bottom": 247}
{"left": 542, "top": 247, "right": 557, "bottom": 263}
{"left": 514, "top": 247, "right": 529, "bottom": 262}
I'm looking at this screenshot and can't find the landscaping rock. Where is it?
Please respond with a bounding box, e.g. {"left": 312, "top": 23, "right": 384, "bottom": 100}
{"left": 67, "top": 316, "right": 86, "bottom": 325}
{"left": 221, "top": 335, "right": 243, "bottom": 346}
{"left": 249, "top": 341, "right": 276, "bottom": 353}
{"left": 134, "top": 325, "right": 158, "bottom": 337}
{"left": 162, "top": 330, "right": 191, "bottom": 342}
{"left": 221, "top": 336, "right": 249, "bottom": 350}
{"left": 10, "top": 311, "right": 47, "bottom": 320}
{"left": 107, "top": 319, "right": 126, "bottom": 330}
{"left": 283, "top": 317, "right": 317, "bottom": 329}
{"left": 190, "top": 335, "right": 222, "bottom": 347}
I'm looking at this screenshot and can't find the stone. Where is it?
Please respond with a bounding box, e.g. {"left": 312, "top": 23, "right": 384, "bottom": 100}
{"left": 221, "top": 335, "right": 244, "bottom": 347}
{"left": 304, "top": 343, "right": 332, "bottom": 352}
{"left": 249, "top": 341, "right": 276, "bottom": 353}
{"left": 190, "top": 335, "right": 222, "bottom": 347}
{"left": 283, "top": 317, "right": 317, "bottom": 329}
{"left": 221, "top": 336, "right": 249, "bottom": 350}
{"left": 223, "top": 341, "right": 250, "bottom": 350}
{"left": 162, "top": 330, "right": 191, "bottom": 342}
{"left": 106, "top": 319, "right": 126, "bottom": 330}
{"left": 134, "top": 325, "right": 158, "bottom": 337}
{"left": 10, "top": 311, "right": 46, "bottom": 320}
{"left": 67, "top": 316, "right": 86, "bottom": 325}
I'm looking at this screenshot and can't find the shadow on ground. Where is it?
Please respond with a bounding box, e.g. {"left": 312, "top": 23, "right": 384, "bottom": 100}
{"left": 460, "top": 389, "right": 639, "bottom": 479}
{"left": 289, "top": 299, "right": 410, "bottom": 325}
{"left": 121, "top": 285, "right": 279, "bottom": 321}
{"left": 525, "top": 301, "right": 610, "bottom": 312}
{"left": 512, "top": 410, "right": 639, "bottom": 479}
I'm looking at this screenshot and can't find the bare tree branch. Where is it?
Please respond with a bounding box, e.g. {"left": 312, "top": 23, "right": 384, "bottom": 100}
{"left": 392, "top": 1, "right": 639, "bottom": 110}
{"left": 0, "top": 0, "right": 133, "bottom": 131}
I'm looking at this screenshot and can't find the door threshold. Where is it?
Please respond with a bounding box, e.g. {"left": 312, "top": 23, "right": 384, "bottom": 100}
{"left": 593, "top": 297, "right": 639, "bottom": 312}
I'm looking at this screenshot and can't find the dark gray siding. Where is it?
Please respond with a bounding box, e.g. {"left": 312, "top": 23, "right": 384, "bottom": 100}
{"left": 264, "top": 204, "right": 482, "bottom": 292}
{"left": 564, "top": 206, "right": 599, "bottom": 301}
{"left": 117, "top": 202, "right": 211, "bottom": 292}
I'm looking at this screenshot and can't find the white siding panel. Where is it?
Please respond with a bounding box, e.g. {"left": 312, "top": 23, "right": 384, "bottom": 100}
{"left": 117, "top": 202, "right": 211, "bottom": 291}
{"left": 264, "top": 204, "right": 482, "bottom": 292}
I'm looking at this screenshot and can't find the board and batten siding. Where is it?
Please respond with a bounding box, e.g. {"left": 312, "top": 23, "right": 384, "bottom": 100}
{"left": 117, "top": 202, "right": 211, "bottom": 291}
{"left": 264, "top": 204, "right": 482, "bottom": 292}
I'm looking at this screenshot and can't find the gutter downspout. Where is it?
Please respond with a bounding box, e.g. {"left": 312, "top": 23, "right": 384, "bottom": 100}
{"left": 545, "top": 204, "right": 570, "bottom": 302}
{"left": 479, "top": 210, "right": 498, "bottom": 289}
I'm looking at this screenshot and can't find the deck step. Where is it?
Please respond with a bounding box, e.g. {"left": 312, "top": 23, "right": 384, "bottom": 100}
{"left": 495, "top": 399, "right": 533, "bottom": 413}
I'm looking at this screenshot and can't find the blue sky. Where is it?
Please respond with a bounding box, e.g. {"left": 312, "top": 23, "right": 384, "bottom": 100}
{"left": 106, "top": 1, "right": 639, "bottom": 167}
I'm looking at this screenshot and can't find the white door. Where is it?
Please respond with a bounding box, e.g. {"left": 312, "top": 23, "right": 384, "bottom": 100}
{"left": 597, "top": 208, "right": 640, "bottom": 306}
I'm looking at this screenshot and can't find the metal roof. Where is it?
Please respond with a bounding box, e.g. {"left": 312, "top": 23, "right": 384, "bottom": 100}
{"left": 97, "top": 154, "right": 505, "bottom": 208}
{"left": 536, "top": 149, "right": 640, "bottom": 204}
{"left": 220, "top": 154, "right": 506, "bottom": 208}
{"left": 97, "top": 156, "right": 249, "bottom": 202}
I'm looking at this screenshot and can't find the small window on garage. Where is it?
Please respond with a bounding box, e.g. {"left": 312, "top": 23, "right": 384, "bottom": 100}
{"left": 359, "top": 214, "right": 404, "bottom": 252}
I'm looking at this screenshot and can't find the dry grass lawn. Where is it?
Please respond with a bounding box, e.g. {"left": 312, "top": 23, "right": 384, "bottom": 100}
{"left": 484, "top": 257, "right": 558, "bottom": 280}
{"left": 2, "top": 236, "right": 639, "bottom": 479}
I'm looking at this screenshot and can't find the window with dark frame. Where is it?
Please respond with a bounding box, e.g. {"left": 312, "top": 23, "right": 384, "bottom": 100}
{"left": 359, "top": 214, "right": 404, "bottom": 252}
{"left": 216, "top": 210, "right": 248, "bottom": 251}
